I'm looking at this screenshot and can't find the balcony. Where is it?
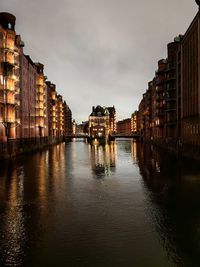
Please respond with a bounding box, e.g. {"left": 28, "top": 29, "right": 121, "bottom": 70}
{"left": 13, "top": 75, "right": 19, "bottom": 82}
{"left": 15, "top": 87, "right": 20, "bottom": 94}
{"left": 15, "top": 99, "right": 20, "bottom": 106}
{"left": 166, "top": 86, "right": 176, "bottom": 92}
{"left": 37, "top": 105, "right": 44, "bottom": 110}
{"left": 156, "top": 79, "right": 165, "bottom": 86}
{"left": 36, "top": 112, "right": 44, "bottom": 117}
{"left": 36, "top": 96, "right": 44, "bottom": 102}
{"left": 6, "top": 98, "right": 15, "bottom": 105}
{"left": 165, "top": 97, "right": 176, "bottom": 102}
{"left": 14, "top": 62, "right": 19, "bottom": 69}
{"left": 37, "top": 87, "right": 44, "bottom": 94}
{"left": 37, "top": 79, "right": 44, "bottom": 87}
{"left": 156, "top": 103, "right": 164, "bottom": 109}
{"left": 166, "top": 122, "right": 176, "bottom": 126}
{"left": 165, "top": 65, "right": 175, "bottom": 72}
{"left": 165, "top": 106, "right": 176, "bottom": 112}
{"left": 155, "top": 111, "right": 164, "bottom": 116}
{"left": 4, "top": 86, "right": 15, "bottom": 92}
{"left": 14, "top": 48, "right": 19, "bottom": 55}
{"left": 166, "top": 75, "right": 176, "bottom": 81}
{"left": 4, "top": 117, "right": 15, "bottom": 123}
{"left": 3, "top": 47, "right": 14, "bottom": 53}
{"left": 4, "top": 57, "right": 15, "bottom": 65}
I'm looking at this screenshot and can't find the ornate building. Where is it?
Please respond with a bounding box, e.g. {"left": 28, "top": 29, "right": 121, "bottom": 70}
{"left": 88, "top": 105, "right": 116, "bottom": 139}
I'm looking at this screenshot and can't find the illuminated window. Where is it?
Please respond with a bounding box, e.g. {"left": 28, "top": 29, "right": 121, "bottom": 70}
{"left": 0, "top": 75, "right": 3, "bottom": 85}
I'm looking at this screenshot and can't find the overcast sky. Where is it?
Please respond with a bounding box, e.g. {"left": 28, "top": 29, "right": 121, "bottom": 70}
{"left": 0, "top": 0, "right": 198, "bottom": 123}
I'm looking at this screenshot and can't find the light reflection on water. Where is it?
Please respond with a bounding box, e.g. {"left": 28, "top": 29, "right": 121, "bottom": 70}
{"left": 0, "top": 140, "right": 200, "bottom": 266}
{"left": 90, "top": 143, "right": 116, "bottom": 178}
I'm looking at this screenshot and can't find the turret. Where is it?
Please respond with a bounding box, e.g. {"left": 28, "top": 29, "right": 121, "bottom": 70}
{"left": 0, "top": 12, "right": 16, "bottom": 31}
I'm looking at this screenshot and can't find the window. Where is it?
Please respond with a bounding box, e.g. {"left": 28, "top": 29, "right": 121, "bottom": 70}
{"left": 0, "top": 75, "right": 3, "bottom": 85}
{"left": 0, "top": 106, "right": 4, "bottom": 121}
{"left": 8, "top": 23, "right": 12, "bottom": 29}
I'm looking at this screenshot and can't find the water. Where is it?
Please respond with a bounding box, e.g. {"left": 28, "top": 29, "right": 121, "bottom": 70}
{"left": 0, "top": 140, "right": 200, "bottom": 266}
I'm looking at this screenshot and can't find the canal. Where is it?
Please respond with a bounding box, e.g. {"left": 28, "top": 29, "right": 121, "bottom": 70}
{"left": 0, "top": 140, "right": 200, "bottom": 266}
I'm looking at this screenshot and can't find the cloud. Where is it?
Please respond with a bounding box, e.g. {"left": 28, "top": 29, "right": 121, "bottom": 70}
{"left": 0, "top": 0, "right": 197, "bottom": 122}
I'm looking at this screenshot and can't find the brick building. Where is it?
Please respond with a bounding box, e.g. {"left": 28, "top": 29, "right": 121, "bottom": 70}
{"left": 181, "top": 7, "right": 200, "bottom": 147}
{"left": 20, "top": 54, "right": 37, "bottom": 138}
{"left": 117, "top": 118, "right": 131, "bottom": 135}
{"left": 0, "top": 12, "right": 72, "bottom": 146}
{"left": 0, "top": 13, "right": 21, "bottom": 141}
{"left": 137, "top": 2, "right": 200, "bottom": 153}
{"left": 35, "top": 63, "right": 48, "bottom": 138}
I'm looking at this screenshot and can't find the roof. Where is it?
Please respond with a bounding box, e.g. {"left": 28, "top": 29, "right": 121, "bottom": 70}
{"left": 90, "top": 105, "right": 110, "bottom": 117}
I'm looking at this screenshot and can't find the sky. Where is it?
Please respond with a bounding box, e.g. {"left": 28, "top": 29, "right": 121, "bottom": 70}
{"left": 0, "top": 0, "right": 198, "bottom": 123}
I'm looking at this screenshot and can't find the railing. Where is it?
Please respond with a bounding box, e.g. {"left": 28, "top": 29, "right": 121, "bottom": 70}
{"left": 112, "top": 133, "right": 140, "bottom": 138}
{"left": 15, "top": 99, "right": 20, "bottom": 106}
{"left": 15, "top": 87, "right": 20, "bottom": 94}
{"left": 5, "top": 86, "right": 15, "bottom": 92}
{"left": 6, "top": 99, "right": 15, "bottom": 105}
{"left": 66, "top": 134, "right": 89, "bottom": 138}
{"left": 3, "top": 118, "right": 15, "bottom": 123}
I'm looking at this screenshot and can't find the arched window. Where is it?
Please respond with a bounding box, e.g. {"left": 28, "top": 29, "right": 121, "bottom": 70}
{"left": 8, "top": 23, "right": 12, "bottom": 29}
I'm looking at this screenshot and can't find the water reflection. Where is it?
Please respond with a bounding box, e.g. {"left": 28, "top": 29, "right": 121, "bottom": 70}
{"left": 90, "top": 142, "right": 116, "bottom": 178}
{"left": 0, "top": 141, "right": 200, "bottom": 266}
{"left": 135, "top": 142, "right": 200, "bottom": 266}
{"left": 131, "top": 140, "right": 137, "bottom": 163}
{"left": 0, "top": 161, "right": 26, "bottom": 266}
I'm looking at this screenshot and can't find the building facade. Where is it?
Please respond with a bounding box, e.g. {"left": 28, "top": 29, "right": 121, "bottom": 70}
{"left": 0, "top": 13, "right": 20, "bottom": 142}
{"left": 0, "top": 12, "right": 72, "bottom": 147}
{"left": 136, "top": 2, "right": 200, "bottom": 154}
{"left": 35, "top": 63, "right": 48, "bottom": 138}
{"left": 181, "top": 9, "right": 200, "bottom": 147}
{"left": 107, "top": 106, "right": 116, "bottom": 134}
{"left": 88, "top": 105, "right": 116, "bottom": 139}
{"left": 117, "top": 118, "right": 131, "bottom": 135}
{"left": 20, "top": 54, "right": 37, "bottom": 139}
{"left": 89, "top": 106, "right": 110, "bottom": 138}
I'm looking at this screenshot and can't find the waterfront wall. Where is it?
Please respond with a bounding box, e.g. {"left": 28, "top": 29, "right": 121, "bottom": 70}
{"left": 136, "top": 8, "right": 200, "bottom": 155}
{"left": 0, "top": 137, "right": 67, "bottom": 160}
{"left": 142, "top": 137, "right": 200, "bottom": 162}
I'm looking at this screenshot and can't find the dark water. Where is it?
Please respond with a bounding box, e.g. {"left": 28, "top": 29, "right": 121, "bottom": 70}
{"left": 0, "top": 140, "right": 200, "bottom": 266}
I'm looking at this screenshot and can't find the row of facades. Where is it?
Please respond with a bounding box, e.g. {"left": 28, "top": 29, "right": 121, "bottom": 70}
{"left": 116, "top": 113, "right": 137, "bottom": 135}
{"left": 137, "top": 5, "right": 200, "bottom": 148}
{"left": 88, "top": 105, "right": 116, "bottom": 138}
{"left": 0, "top": 12, "right": 72, "bottom": 143}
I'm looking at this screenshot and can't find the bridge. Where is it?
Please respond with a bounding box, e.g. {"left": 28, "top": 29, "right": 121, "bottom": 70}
{"left": 65, "top": 134, "right": 140, "bottom": 139}
{"left": 65, "top": 134, "right": 89, "bottom": 139}
{"left": 112, "top": 133, "right": 140, "bottom": 139}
